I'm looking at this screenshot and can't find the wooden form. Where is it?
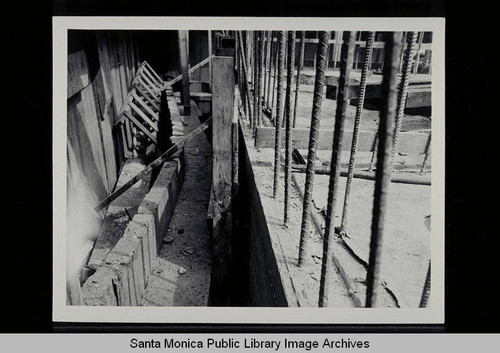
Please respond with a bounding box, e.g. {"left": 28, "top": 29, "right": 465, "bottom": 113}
{"left": 210, "top": 56, "right": 235, "bottom": 304}
{"left": 113, "top": 60, "right": 165, "bottom": 158}
{"left": 255, "top": 126, "right": 430, "bottom": 155}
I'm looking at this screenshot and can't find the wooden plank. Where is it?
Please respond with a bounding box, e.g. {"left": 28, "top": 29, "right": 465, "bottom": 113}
{"left": 211, "top": 56, "right": 235, "bottom": 304}
{"left": 67, "top": 49, "right": 90, "bottom": 98}
{"left": 122, "top": 110, "right": 158, "bottom": 144}
{"left": 128, "top": 101, "right": 159, "bottom": 132}
{"left": 178, "top": 30, "right": 191, "bottom": 114}
{"left": 132, "top": 90, "right": 159, "bottom": 121}
{"left": 163, "top": 55, "right": 213, "bottom": 88}
{"left": 255, "top": 126, "right": 430, "bottom": 154}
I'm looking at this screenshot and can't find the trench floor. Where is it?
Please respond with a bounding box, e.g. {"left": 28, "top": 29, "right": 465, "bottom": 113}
{"left": 141, "top": 101, "right": 213, "bottom": 307}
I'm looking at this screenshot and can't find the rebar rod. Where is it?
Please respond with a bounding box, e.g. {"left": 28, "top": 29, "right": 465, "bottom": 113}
{"left": 265, "top": 31, "right": 275, "bottom": 109}
{"left": 281, "top": 38, "right": 289, "bottom": 129}
{"left": 340, "top": 31, "right": 375, "bottom": 231}
{"left": 420, "top": 132, "right": 431, "bottom": 174}
{"left": 238, "top": 31, "right": 253, "bottom": 124}
{"left": 392, "top": 31, "right": 417, "bottom": 159}
{"left": 292, "top": 31, "right": 305, "bottom": 128}
{"left": 252, "top": 31, "right": 259, "bottom": 135}
{"left": 414, "top": 31, "right": 424, "bottom": 75}
{"left": 365, "top": 31, "right": 403, "bottom": 308}
{"left": 263, "top": 31, "right": 271, "bottom": 109}
{"left": 419, "top": 261, "right": 431, "bottom": 308}
{"left": 368, "top": 135, "right": 378, "bottom": 172}
{"left": 284, "top": 30, "right": 296, "bottom": 226}
{"left": 297, "top": 31, "right": 331, "bottom": 266}
{"left": 318, "top": 31, "right": 356, "bottom": 307}
{"left": 271, "top": 35, "right": 278, "bottom": 123}
{"left": 273, "top": 31, "right": 287, "bottom": 199}
{"left": 257, "top": 30, "right": 264, "bottom": 129}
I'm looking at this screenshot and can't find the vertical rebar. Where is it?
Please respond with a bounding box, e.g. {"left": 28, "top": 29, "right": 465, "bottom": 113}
{"left": 318, "top": 31, "right": 356, "bottom": 307}
{"left": 271, "top": 35, "right": 278, "bottom": 123}
{"left": 365, "top": 31, "right": 403, "bottom": 308}
{"left": 292, "top": 31, "right": 305, "bottom": 128}
{"left": 281, "top": 37, "right": 289, "bottom": 129}
{"left": 297, "top": 31, "right": 331, "bottom": 267}
{"left": 262, "top": 31, "right": 270, "bottom": 109}
{"left": 392, "top": 31, "right": 417, "bottom": 159}
{"left": 238, "top": 31, "right": 253, "bottom": 123}
{"left": 420, "top": 132, "right": 431, "bottom": 174}
{"left": 257, "top": 30, "right": 265, "bottom": 129}
{"left": 414, "top": 31, "right": 424, "bottom": 75}
{"left": 340, "top": 31, "right": 374, "bottom": 231}
{"left": 284, "top": 30, "right": 296, "bottom": 226}
{"left": 273, "top": 31, "right": 287, "bottom": 199}
{"left": 252, "top": 31, "right": 258, "bottom": 134}
{"left": 265, "top": 31, "right": 275, "bottom": 109}
{"left": 419, "top": 261, "right": 431, "bottom": 308}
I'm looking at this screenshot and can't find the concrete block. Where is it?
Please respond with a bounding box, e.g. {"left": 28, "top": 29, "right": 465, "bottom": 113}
{"left": 104, "top": 232, "right": 144, "bottom": 306}
{"left": 81, "top": 266, "right": 118, "bottom": 306}
{"left": 138, "top": 159, "right": 182, "bottom": 252}
{"left": 132, "top": 213, "right": 157, "bottom": 276}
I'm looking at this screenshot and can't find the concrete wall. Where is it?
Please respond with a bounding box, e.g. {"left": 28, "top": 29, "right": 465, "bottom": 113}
{"left": 238, "top": 125, "right": 290, "bottom": 307}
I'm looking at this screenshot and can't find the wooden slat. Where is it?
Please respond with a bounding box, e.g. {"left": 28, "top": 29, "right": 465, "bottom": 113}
{"left": 145, "top": 61, "right": 164, "bottom": 85}
{"left": 255, "top": 126, "right": 430, "bottom": 154}
{"left": 132, "top": 90, "right": 159, "bottom": 121}
{"left": 137, "top": 76, "right": 159, "bottom": 102}
{"left": 142, "top": 64, "right": 163, "bottom": 87}
{"left": 163, "top": 55, "right": 214, "bottom": 88}
{"left": 134, "top": 83, "right": 160, "bottom": 112}
{"left": 139, "top": 68, "right": 160, "bottom": 93}
{"left": 123, "top": 110, "right": 158, "bottom": 144}
{"left": 129, "top": 101, "right": 159, "bottom": 132}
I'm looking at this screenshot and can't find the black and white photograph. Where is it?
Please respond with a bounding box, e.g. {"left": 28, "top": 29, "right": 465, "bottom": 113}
{"left": 53, "top": 17, "right": 445, "bottom": 324}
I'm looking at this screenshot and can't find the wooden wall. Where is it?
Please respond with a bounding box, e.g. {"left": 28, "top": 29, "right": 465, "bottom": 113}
{"left": 66, "top": 30, "right": 139, "bottom": 304}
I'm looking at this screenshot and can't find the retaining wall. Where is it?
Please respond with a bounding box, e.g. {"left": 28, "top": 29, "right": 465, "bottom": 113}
{"left": 82, "top": 89, "right": 185, "bottom": 306}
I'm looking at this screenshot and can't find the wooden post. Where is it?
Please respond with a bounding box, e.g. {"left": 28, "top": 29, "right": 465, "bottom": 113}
{"left": 178, "top": 30, "right": 191, "bottom": 115}
{"left": 208, "top": 30, "right": 213, "bottom": 87}
{"left": 211, "top": 56, "right": 235, "bottom": 305}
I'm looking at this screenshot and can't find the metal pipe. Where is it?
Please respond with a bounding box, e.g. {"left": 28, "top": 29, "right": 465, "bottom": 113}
{"left": 293, "top": 31, "right": 305, "bottom": 128}
{"left": 365, "top": 31, "right": 403, "bottom": 308}
{"left": 273, "top": 31, "right": 287, "bottom": 199}
{"left": 318, "top": 31, "right": 356, "bottom": 307}
{"left": 284, "top": 30, "right": 296, "bottom": 226}
{"left": 297, "top": 31, "right": 331, "bottom": 266}
{"left": 340, "top": 31, "right": 374, "bottom": 232}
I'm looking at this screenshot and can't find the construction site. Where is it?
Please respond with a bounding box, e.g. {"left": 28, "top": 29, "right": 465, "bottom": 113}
{"left": 64, "top": 27, "right": 434, "bottom": 310}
